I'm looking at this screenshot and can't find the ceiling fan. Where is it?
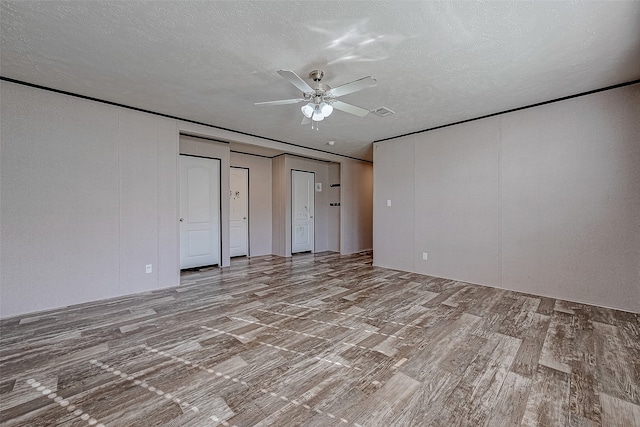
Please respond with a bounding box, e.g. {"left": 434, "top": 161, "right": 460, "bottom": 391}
{"left": 255, "top": 69, "right": 377, "bottom": 127}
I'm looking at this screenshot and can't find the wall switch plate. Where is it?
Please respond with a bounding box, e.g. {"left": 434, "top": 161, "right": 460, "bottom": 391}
{"left": 386, "top": 200, "right": 392, "bottom": 207}
{"left": 315, "top": 183, "right": 322, "bottom": 192}
{"left": 146, "top": 264, "right": 152, "bottom": 274}
{"left": 422, "top": 252, "right": 428, "bottom": 261}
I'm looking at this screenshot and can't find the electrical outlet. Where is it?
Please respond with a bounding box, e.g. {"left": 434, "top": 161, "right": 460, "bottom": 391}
{"left": 422, "top": 252, "right": 428, "bottom": 261}
{"left": 146, "top": 264, "right": 152, "bottom": 274}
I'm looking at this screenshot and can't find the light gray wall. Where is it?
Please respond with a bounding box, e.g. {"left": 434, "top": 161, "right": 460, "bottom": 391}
{"left": 230, "top": 152, "right": 272, "bottom": 256}
{"left": 340, "top": 160, "right": 374, "bottom": 255}
{"left": 157, "top": 120, "right": 180, "bottom": 289}
{"left": 0, "top": 80, "right": 375, "bottom": 318}
{"left": 271, "top": 156, "right": 286, "bottom": 257}
{"left": 412, "top": 119, "right": 500, "bottom": 287}
{"left": 179, "top": 135, "right": 231, "bottom": 268}
{"left": 0, "top": 81, "right": 180, "bottom": 318}
{"left": 372, "top": 142, "right": 414, "bottom": 271}
{"left": 499, "top": 88, "right": 639, "bottom": 312}
{"left": 327, "top": 163, "right": 341, "bottom": 252}
{"left": 373, "top": 84, "right": 640, "bottom": 312}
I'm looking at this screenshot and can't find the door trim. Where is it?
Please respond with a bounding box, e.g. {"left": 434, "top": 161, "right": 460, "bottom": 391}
{"left": 178, "top": 153, "right": 223, "bottom": 269}
{"left": 230, "top": 166, "right": 250, "bottom": 257}
{"left": 291, "top": 169, "right": 315, "bottom": 255}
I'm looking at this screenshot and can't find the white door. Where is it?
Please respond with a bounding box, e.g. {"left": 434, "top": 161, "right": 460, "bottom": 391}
{"left": 230, "top": 167, "right": 249, "bottom": 257}
{"left": 291, "top": 170, "right": 315, "bottom": 254}
{"left": 179, "top": 155, "right": 220, "bottom": 269}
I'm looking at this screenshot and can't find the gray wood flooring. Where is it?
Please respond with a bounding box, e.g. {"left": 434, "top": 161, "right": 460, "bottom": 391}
{"left": 1, "top": 252, "right": 638, "bottom": 426}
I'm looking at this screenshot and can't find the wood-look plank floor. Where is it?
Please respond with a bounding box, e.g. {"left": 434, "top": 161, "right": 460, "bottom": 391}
{"left": 1, "top": 252, "right": 638, "bottom": 426}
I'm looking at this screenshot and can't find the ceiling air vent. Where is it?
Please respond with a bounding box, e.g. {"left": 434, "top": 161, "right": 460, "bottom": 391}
{"left": 371, "top": 107, "right": 395, "bottom": 117}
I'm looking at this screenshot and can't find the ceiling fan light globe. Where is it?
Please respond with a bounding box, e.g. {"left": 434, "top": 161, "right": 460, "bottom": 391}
{"left": 301, "top": 103, "right": 314, "bottom": 118}
{"left": 321, "top": 103, "right": 333, "bottom": 117}
{"left": 312, "top": 112, "right": 325, "bottom": 121}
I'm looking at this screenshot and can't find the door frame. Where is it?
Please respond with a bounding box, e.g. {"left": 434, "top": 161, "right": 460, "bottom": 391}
{"left": 230, "top": 166, "right": 250, "bottom": 257}
{"left": 290, "top": 169, "right": 316, "bottom": 254}
{"left": 178, "top": 154, "right": 223, "bottom": 269}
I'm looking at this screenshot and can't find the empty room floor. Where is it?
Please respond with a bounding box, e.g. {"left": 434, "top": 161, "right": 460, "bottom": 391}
{"left": 1, "top": 252, "right": 638, "bottom": 426}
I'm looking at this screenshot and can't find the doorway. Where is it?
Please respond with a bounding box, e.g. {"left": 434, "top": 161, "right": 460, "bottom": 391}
{"left": 291, "top": 170, "right": 315, "bottom": 254}
{"left": 230, "top": 167, "right": 249, "bottom": 257}
{"left": 179, "top": 155, "right": 221, "bottom": 269}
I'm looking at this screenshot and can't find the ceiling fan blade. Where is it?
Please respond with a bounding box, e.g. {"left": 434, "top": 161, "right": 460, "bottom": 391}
{"left": 301, "top": 116, "right": 312, "bottom": 125}
{"left": 328, "top": 76, "right": 377, "bottom": 98}
{"left": 277, "top": 69, "right": 314, "bottom": 94}
{"left": 332, "top": 100, "right": 370, "bottom": 117}
{"left": 254, "top": 98, "right": 305, "bottom": 106}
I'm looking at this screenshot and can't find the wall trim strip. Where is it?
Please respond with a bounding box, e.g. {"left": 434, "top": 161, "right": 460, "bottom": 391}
{"left": 0, "top": 76, "right": 371, "bottom": 163}
{"left": 374, "top": 79, "right": 640, "bottom": 143}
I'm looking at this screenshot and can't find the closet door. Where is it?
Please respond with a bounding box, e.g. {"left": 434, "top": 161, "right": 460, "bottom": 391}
{"left": 179, "top": 155, "right": 220, "bottom": 268}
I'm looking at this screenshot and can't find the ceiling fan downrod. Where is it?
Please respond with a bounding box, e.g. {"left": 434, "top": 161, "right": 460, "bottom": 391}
{"left": 309, "top": 70, "right": 324, "bottom": 82}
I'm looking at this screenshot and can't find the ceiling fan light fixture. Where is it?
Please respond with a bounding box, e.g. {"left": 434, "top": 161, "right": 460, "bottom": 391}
{"left": 320, "top": 102, "right": 333, "bottom": 117}
{"left": 312, "top": 104, "right": 325, "bottom": 121}
{"left": 301, "top": 103, "right": 314, "bottom": 118}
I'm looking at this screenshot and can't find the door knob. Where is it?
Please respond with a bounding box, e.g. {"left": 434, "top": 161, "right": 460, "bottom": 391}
{"left": 179, "top": 218, "right": 184, "bottom": 222}
{"left": 243, "top": 217, "right": 247, "bottom": 220}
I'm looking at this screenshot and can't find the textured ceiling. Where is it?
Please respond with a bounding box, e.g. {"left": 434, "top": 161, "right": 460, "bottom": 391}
{"left": 2, "top": 1, "right": 640, "bottom": 161}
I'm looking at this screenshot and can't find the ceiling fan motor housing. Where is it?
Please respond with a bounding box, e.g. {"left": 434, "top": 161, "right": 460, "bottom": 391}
{"left": 311, "top": 82, "right": 331, "bottom": 101}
